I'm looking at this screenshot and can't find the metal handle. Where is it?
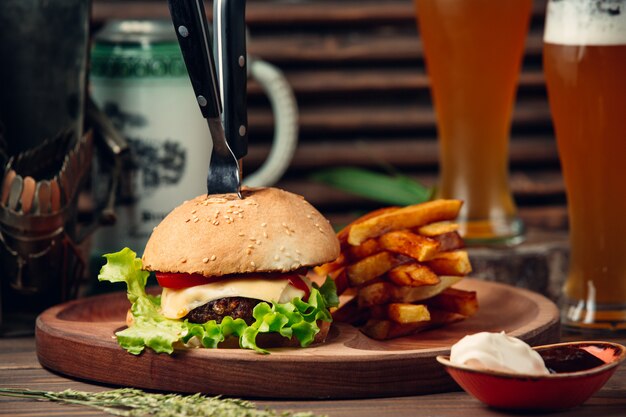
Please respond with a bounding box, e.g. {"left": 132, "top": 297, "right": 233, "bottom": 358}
{"left": 215, "top": 0, "right": 248, "bottom": 159}
{"left": 167, "top": 0, "right": 221, "bottom": 119}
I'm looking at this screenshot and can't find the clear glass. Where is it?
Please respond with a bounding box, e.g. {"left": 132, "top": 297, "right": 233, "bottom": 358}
{"left": 414, "top": 0, "right": 532, "bottom": 245}
{"left": 543, "top": 0, "right": 626, "bottom": 332}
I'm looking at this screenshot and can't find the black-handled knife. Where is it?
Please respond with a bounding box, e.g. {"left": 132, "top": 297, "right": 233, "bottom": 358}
{"left": 214, "top": 0, "right": 248, "bottom": 160}
{"left": 168, "top": 0, "right": 241, "bottom": 196}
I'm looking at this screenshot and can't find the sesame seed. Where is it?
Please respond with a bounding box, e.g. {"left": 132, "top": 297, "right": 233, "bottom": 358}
{"left": 185, "top": 218, "right": 190, "bottom": 223}
{"left": 282, "top": 222, "right": 287, "bottom": 227}
{"left": 261, "top": 222, "right": 267, "bottom": 227}
{"left": 213, "top": 220, "right": 220, "bottom": 225}
{"left": 280, "top": 246, "right": 285, "bottom": 251}
{"left": 250, "top": 261, "right": 256, "bottom": 267}
{"left": 238, "top": 232, "right": 245, "bottom": 237}
{"left": 306, "top": 215, "right": 312, "bottom": 219}
{"left": 256, "top": 240, "right": 261, "bottom": 246}
{"left": 273, "top": 255, "right": 280, "bottom": 261}
{"left": 193, "top": 218, "right": 199, "bottom": 223}
{"left": 210, "top": 255, "right": 217, "bottom": 261}
{"left": 263, "top": 231, "right": 268, "bottom": 238}
{"left": 202, "top": 257, "right": 209, "bottom": 263}
{"left": 248, "top": 244, "right": 254, "bottom": 248}
{"left": 314, "top": 223, "right": 319, "bottom": 227}
{"left": 247, "top": 249, "right": 253, "bottom": 255}
{"left": 291, "top": 263, "right": 299, "bottom": 269}
{"left": 296, "top": 249, "right": 301, "bottom": 255}
{"left": 237, "top": 213, "right": 243, "bottom": 218}
{"left": 181, "top": 258, "right": 187, "bottom": 263}
{"left": 191, "top": 209, "right": 197, "bottom": 214}
{"left": 250, "top": 237, "right": 256, "bottom": 241}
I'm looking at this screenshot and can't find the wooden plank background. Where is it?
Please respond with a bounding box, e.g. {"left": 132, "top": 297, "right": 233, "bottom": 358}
{"left": 91, "top": 0, "right": 563, "bottom": 230}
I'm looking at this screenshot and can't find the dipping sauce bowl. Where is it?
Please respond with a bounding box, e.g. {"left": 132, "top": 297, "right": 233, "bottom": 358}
{"left": 437, "top": 341, "right": 626, "bottom": 411}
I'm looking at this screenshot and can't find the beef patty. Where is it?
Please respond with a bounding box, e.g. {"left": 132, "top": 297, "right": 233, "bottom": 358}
{"left": 185, "top": 297, "right": 261, "bottom": 324}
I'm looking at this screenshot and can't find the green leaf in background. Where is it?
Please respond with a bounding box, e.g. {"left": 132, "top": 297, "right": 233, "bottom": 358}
{"left": 311, "top": 167, "right": 433, "bottom": 206}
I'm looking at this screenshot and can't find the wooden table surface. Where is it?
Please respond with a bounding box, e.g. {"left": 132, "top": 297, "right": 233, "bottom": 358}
{"left": 1, "top": 332, "right": 625, "bottom": 417}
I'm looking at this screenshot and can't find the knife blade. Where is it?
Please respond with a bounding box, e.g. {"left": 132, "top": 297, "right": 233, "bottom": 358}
{"left": 215, "top": 0, "right": 248, "bottom": 161}
{"left": 167, "top": 0, "right": 241, "bottom": 197}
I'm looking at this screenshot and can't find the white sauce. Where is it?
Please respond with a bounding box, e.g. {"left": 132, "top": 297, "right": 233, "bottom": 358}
{"left": 450, "top": 332, "right": 549, "bottom": 376}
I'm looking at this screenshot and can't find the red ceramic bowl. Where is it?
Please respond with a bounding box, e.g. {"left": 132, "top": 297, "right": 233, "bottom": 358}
{"left": 437, "top": 341, "right": 626, "bottom": 411}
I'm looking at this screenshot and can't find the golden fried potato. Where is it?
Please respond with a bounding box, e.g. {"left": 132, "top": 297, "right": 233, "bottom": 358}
{"left": 379, "top": 230, "right": 440, "bottom": 261}
{"left": 358, "top": 282, "right": 392, "bottom": 307}
{"left": 361, "top": 318, "right": 434, "bottom": 340}
{"left": 387, "top": 303, "right": 431, "bottom": 324}
{"left": 425, "top": 288, "right": 478, "bottom": 317}
{"left": 347, "top": 238, "right": 382, "bottom": 261}
{"left": 346, "top": 251, "right": 398, "bottom": 286}
{"left": 348, "top": 199, "right": 463, "bottom": 245}
{"left": 425, "top": 250, "right": 472, "bottom": 276}
{"left": 417, "top": 221, "right": 459, "bottom": 237}
{"left": 313, "top": 252, "right": 346, "bottom": 277}
{"left": 337, "top": 206, "right": 400, "bottom": 244}
{"left": 430, "top": 231, "right": 465, "bottom": 252}
{"left": 390, "top": 275, "right": 463, "bottom": 303}
{"left": 387, "top": 263, "right": 440, "bottom": 287}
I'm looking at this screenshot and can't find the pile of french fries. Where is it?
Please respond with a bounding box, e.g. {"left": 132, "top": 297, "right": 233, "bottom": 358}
{"left": 315, "top": 199, "right": 478, "bottom": 340}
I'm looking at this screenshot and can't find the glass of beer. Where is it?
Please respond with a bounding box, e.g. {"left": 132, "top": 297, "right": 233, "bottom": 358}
{"left": 543, "top": 0, "right": 626, "bottom": 331}
{"left": 414, "top": 0, "right": 532, "bottom": 244}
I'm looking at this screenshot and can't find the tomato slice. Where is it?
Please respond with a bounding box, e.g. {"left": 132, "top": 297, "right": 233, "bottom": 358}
{"left": 156, "top": 271, "right": 311, "bottom": 301}
{"left": 155, "top": 272, "right": 222, "bottom": 289}
{"left": 288, "top": 275, "right": 311, "bottom": 301}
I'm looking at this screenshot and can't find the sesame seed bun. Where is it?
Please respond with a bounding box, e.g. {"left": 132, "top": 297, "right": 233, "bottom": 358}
{"left": 142, "top": 187, "right": 340, "bottom": 276}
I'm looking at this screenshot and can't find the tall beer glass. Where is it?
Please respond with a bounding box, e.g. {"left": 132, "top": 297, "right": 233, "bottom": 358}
{"left": 544, "top": 0, "right": 626, "bottom": 331}
{"left": 415, "top": 0, "right": 532, "bottom": 244}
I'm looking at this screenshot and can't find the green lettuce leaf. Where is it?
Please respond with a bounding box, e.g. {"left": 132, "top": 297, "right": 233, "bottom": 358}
{"left": 98, "top": 248, "right": 185, "bottom": 354}
{"left": 98, "top": 248, "right": 337, "bottom": 355}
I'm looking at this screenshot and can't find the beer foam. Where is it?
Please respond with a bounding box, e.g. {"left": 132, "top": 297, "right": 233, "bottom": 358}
{"left": 544, "top": 0, "right": 626, "bottom": 45}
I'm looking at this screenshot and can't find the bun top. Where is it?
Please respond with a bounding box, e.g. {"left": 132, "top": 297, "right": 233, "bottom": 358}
{"left": 142, "top": 187, "right": 340, "bottom": 276}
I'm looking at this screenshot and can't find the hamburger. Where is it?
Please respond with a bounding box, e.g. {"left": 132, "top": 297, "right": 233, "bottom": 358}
{"left": 98, "top": 187, "right": 340, "bottom": 354}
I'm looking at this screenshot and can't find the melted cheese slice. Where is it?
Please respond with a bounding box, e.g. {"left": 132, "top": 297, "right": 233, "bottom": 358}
{"left": 160, "top": 278, "right": 306, "bottom": 319}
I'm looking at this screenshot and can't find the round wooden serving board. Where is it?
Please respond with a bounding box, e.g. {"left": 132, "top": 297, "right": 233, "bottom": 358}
{"left": 36, "top": 279, "right": 559, "bottom": 399}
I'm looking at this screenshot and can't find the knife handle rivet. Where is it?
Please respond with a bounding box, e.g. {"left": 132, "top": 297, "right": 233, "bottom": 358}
{"left": 239, "top": 125, "right": 247, "bottom": 136}
{"left": 197, "top": 95, "right": 208, "bottom": 107}
{"left": 238, "top": 55, "right": 245, "bottom": 68}
{"left": 178, "top": 25, "right": 189, "bottom": 38}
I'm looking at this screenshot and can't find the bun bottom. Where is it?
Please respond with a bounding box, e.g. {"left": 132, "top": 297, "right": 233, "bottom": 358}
{"left": 216, "top": 320, "right": 331, "bottom": 349}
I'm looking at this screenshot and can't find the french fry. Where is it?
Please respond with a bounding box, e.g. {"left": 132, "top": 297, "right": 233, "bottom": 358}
{"left": 347, "top": 238, "right": 381, "bottom": 261}
{"left": 390, "top": 275, "right": 463, "bottom": 303}
{"left": 346, "top": 251, "right": 398, "bottom": 286}
{"left": 425, "top": 250, "right": 472, "bottom": 276}
{"left": 358, "top": 282, "right": 392, "bottom": 307}
{"left": 417, "top": 221, "right": 459, "bottom": 237}
{"left": 348, "top": 199, "right": 463, "bottom": 245}
{"left": 425, "top": 288, "right": 479, "bottom": 317}
{"left": 361, "top": 319, "right": 391, "bottom": 340}
{"left": 379, "top": 230, "right": 440, "bottom": 261}
{"left": 337, "top": 206, "right": 400, "bottom": 244}
{"left": 387, "top": 303, "right": 431, "bottom": 324}
{"left": 330, "top": 267, "right": 349, "bottom": 296}
{"left": 362, "top": 319, "right": 436, "bottom": 340}
{"left": 387, "top": 263, "right": 440, "bottom": 287}
{"left": 431, "top": 231, "right": 465, "bottom": 252}
{"left": 313, "top": 252, "right": 346, "bottom": 277}
{"left": 427, "top": 309, "right": 468, "bottom": 327}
